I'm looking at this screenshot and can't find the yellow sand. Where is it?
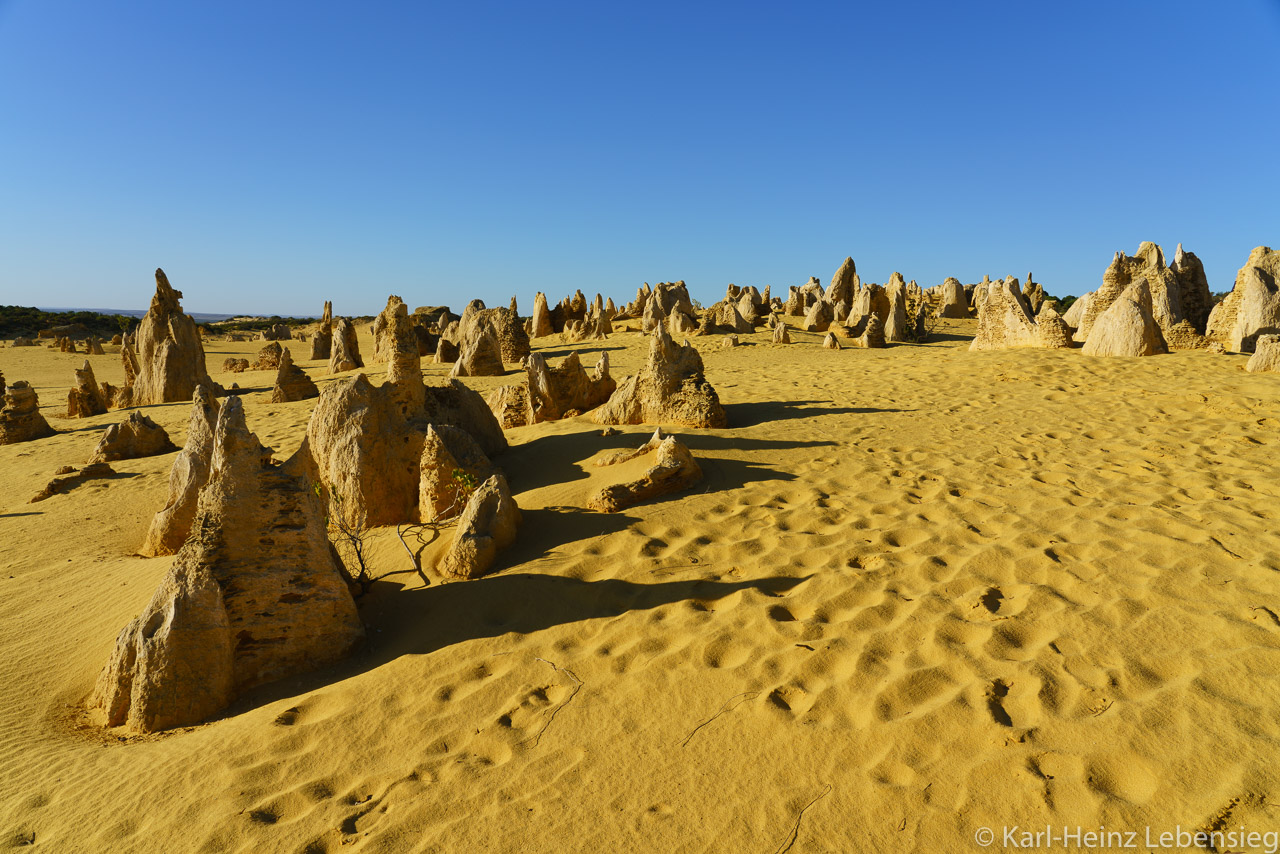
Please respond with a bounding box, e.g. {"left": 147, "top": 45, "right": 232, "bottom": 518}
{"left": 2, "top": 320, "right": 1279, "bottom": 852}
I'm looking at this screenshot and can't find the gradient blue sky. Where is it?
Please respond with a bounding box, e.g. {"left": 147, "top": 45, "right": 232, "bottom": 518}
{"left": 1, "top": 1, "right": 1277, "bottom": 315}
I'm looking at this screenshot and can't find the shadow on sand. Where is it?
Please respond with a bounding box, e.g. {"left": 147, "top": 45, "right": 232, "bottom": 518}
{"left": 723, "top": 398, "right": 909, "bottom": 429}
{"left": 224, "top": 571, "right": 807, "bottom": 720}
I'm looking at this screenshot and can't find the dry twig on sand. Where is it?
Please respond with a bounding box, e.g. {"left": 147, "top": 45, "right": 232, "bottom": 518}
{"left": 523, "top": 658, "right": 583, "bottom": 749}
{"left": 771, "top": 784, "right": 832, "bottom": 854}
{"left": 678, "top": 691, "right": 759, "bottom": 748}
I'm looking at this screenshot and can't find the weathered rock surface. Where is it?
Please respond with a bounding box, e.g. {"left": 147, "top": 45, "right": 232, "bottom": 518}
{"left": 306, "top": 368, "right": 507, "bottom": 529}
{"left": 450, "top": 328, "right": 504, "bottom": 377}
{"left": 223, "top": 358, "right": 250, "bottom": 373}
{"left": 826, "top": 257, "right": 858, "bottom": 309}
{"left": 418, "top": 424, "right": 498, "bottom": 522}
{"left": 592, "top": 326, "right": 727, "bottom": 428}
{"left": 91, "top": 397, "right": 364, "bottom": 732}
{"left": 0, "top": 381, "right": 55, "bottom": 444}
{"left": 527, "top": 352, "right": 616, "bottom": 423}
{"left": 140, "top": 387, "right": 221, "bottom": 556}
{"left": 486, "top": 384, "right": 530, "bottom": 429}
{"left": 589, "top": 429, "right": 702, "bottom": 513}
{"left": 329, "top": 317, "right": 363, "bottom": 374}
{"left": 457, "top": 305, "right": 531, "bottom": 365}
{"left": 802, "top": 300, "right": 834, "bottom": 333}
{"left": 969, "top": 279, "right": 1040, "bottom": 351}
{"left": 67, "top": 360, "right": 108, "bottom": 418}
{"left": 31, "top": 462, "right": 115, "bottom": 502}
{"left": 937, "top": 277, "right": 968, "bottom": 318}
{"left": 1206, "top": 246, "right": 1280, "bottom": 352}
{"left": 89, "top": 411, "right": 177, "bottom": 464}
{"left": 823, "top": 332, "right": 841, "bottom": 350}
{"left": 846, "top": 313, "right": 886, "bottom": 349}
{"left": 254, "top": 341, "right": 284, "bottom": 371}
{"left": 772, "top": 323, "right": 791, "bottom": 344}
{"left": 310, "top": 301, "right": 333, "bottom": 360}
{"left": 124, "top": 269, "right": 218, "bottom": 405}
{"left": 1035, "top": 307, "right": 1073, "bottom": 350}
{"left": 1246, "top": 334, "right": 1280, "bottom": 373}
{"left": 531, "top": 292, "right": 554, "bottom": 338}
{"left": 1081, "top": 279, "right": 1168, "bottom": 357}
{"left": 437, "top": 475, "right": 521, "bottom": 579}
{"left": 271, "top": 348, "right": 319, "bottom": 403}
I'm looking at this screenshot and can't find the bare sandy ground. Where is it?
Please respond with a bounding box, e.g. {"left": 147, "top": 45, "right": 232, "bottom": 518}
{"left": 2, "top": 318, "right": 1279, "bottom": 852}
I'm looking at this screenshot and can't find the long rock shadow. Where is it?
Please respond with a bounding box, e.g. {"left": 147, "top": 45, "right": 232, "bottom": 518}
{"left": 225, "top": 571, "right": 808, "bottom": 719}
{"left": 725, "top": 399, "right": 910, "bottom": 428}
{"left": 503, "top": 427, "right": 834, "bottom": 494}
{"left": 529, "top": 344, "right": 627, "bottom": 361}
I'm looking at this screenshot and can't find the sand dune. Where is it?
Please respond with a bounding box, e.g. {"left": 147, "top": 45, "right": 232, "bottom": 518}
{"left": 3, "top": 319, "right": 1280, "bottom": 852}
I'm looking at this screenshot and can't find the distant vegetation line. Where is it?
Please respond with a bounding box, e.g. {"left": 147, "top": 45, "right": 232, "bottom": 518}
{"left": 0, "top": 305, "right": 325, "bottom": 339}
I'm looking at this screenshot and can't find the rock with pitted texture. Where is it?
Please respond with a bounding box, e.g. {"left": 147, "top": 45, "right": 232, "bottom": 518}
{"left": 140, "top": 387, "right": 221, "bottom": 556}
{"left": 1076, "top": 243, "right": 1197, "bottom": 346}
{"left": 89, "top": 411, "right": 177, "bottom": 464}
{"left": 527, "top": 351, "right": 616, "bottom": 423}
{"left": 486, "top": 384, "right": 530, "bottom": 429}
{"left": 0, "top": 381, "right": 55, "bottom": 444}
{"left": 593, "top": 326, "right": 727, "bottom": 429}
{"left": 1035, "top": 307, "right": 1073, "bottom": 350}
{"left": 253, "top": 341, "right": 283, "bottom": 371}
{"left": 305, "top": 369, "right": 507, "bottom": 529}
{"left": 772, "top": 323, "right": 791, "bottom": 344}
{"left": 702, "top": 300, "right": 754, "bottom": 335}
{"left": 67, "top": 360, "right": 108, "bottom": 418}
{"left": 90, "top": 396, "right": 364, "bottom": 732}
{"left": 450, "top": 328, "right": 504, "bottom": 378}
{"left": 223, "top": 358, "right": 250, "bottom": 373}
{"left": 969, "top": 278, "right": 1040, "bottom": 351}
{"left": 457, "top": 305, "right": 530, "bottom": 365}
{"left": 642, "top": 293, "right": 666, "bottom": 332}
{"left": 589, "top": 428, "right": 702, "bottom": 513}
{"left": 846, "top": 313, "right": 886, "bottom": 349}
{"left": 437, "top": 475, "right": 521, "bottom": 579}
{"left": 123, "top": 269, "right": 219, "bottom": 406}
{"left": 271, "top": 348, "right": 319, "bottom": 403}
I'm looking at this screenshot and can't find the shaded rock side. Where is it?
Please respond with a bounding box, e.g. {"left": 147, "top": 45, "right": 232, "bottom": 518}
{"left": 329, "top": 318, "right": 363, "bottom": 374}
{"left": 527, "top": 352, "right": 616, "bottom": 423}
{"left": 90, "top": 396, "right": 364, "bottom": 732}
{"left": 271, "top": 348, "right": 319, "bottom": 403}
{"left": 0, "top": 381, "right": 55, "bottom": 444}
{"left": 437, "top": 475, "right": 521, "bottom": 579}
{"left": 418, "top": 424, "right": 498, "bottom": 522}
{"left": 589, "top": 429, "right": 702, "bottom": 512}
{"left": 139, "top": 387, "right": 221, "bottom": 556}
{"left": 89, "top": 411, "right": 177, "bottom": 464}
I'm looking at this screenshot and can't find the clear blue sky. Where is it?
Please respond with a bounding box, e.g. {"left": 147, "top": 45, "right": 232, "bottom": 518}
{"left": 1, "top": 1, "right": 1277, "bottom": 315}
